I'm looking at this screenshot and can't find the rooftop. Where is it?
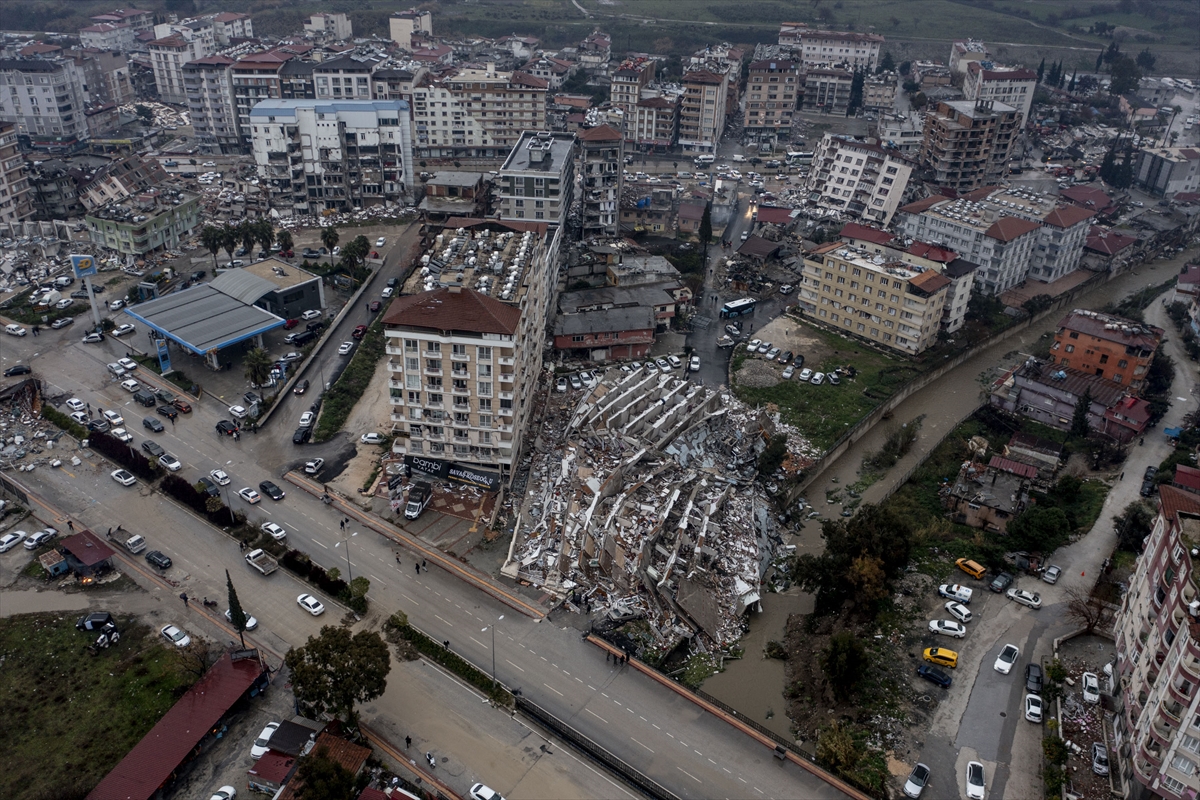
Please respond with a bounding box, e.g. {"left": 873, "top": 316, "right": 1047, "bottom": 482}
{"left": 1084, "top": 226, "right": 1138, "bottom": 255}
{"left": 1056, "top": 309, "right": 1164, "bottom": 351}
{"left": 382, "top": 286, "right": 521, "bottom": 336}
{"left": 124, "top": 283, "right": 286, "bottom": 354}
{"left": 60, "top": 530, "right": 114, "bottom": 567}
{"left": 248, "top": 99, "right": 408, "bottom": 119}
{"left": 402, "top": 225, "right": 544, "bottom": 304}
{"left": 500, "top": 131, "right": 576, "bottom": 173}
{"left": 553, "top": 306, "right": 656, "bottom": 336}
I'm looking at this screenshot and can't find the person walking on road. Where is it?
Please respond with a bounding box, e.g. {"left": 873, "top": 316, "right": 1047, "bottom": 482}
{"left": 180, "top": 593, "right": 189, "bottom": 607}
{"left": 405, "top": 736, "right": 411, "bottom": 749}
{"left": 422, "top": 558, "right": 427, "bottom": 572}
{"left": 414, "top": 562, "right": 420, "bottom": 576}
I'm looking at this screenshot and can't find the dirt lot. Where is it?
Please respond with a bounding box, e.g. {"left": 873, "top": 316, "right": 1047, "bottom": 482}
{"left": 1056, "top": 633, "right": 1118, "bottom": 800}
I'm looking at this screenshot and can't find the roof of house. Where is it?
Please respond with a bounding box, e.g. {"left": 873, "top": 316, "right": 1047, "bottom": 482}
{"left": 905, "top": 241, "right": 957, "bottom": 263}
{"left": 1106, "top": 394, "right": 1151, "bottom": 425}
{"left": 908, "top": 270, "right": 952, "bottom": 295}
{"left": 1177, "top": 263, "right": 1200, "bottom": 287}
{"left": 683, "top": 69, "right": 724, "bottom": 84}
{"left": 737, "top": 235, "right": 782, "bottom": 259}
{"left": 60, "top": 530, "right": 113, "bottom": 567}
{"left": 988, "top": 455, "right": 1039, "bottom": 479}
{"left": 1084, "top": 226, "right": 1138, "bottom": 255}
{"left": 1175, "top": 464, "right": 1200, "bottom": 493}
{"left": 553, "top": 306, "right": 656, "bottom": 336}
{"left": 382, "top": 287, "right": 521, "bottom": 335}
{"left": 1056, "top": 309, "right": 1163, "bottom": 351}
{"left": 246, "top": 751, "right": 297, "bottom": 784}
{"left": 1016, "top": 360, "right": 1129, "bottom": 407}
{"left": 898, "top": 196, "right": 945, "bottom": 215}
{"left": 985, "top": 216, "right": 1041, "bottom": 242}
{"left": 579, "top": 124, "right": 622, "bottom": 141}
{"left": 1008, "top": 432, "right": 1064, "bottom": 458}
{"left": 88, "top": 654, "right": 263, "bottom": 800}
{"left": 558, "top": 282, "right": 679, "bottom": 314}
{"left": 1160, "top": 484, "right": 1200, "bottom": 528}
{"left": 944, "top": 257, "right": 979, "bottom": 278}
{"left": 1060, "top": 185, "right": 1116, "bottom": 214}
{"left": 755, "top": 205, "right": 795, "bottom": 225}
{"left": 677, "top": 202, "right": 706, "bottom": 221}
{"left": 840, "top": 221, "right": 895, "bottom": 246}
{"left": 276, "top": 733, "right": 371, "bottom": 800}
{"left": 1043, "top": 204, "right": 1095, "bottom": 229}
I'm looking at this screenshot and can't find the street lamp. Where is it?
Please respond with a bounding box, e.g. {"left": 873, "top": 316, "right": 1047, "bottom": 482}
{"left": 335, "top": 531, "right": 357, "bottom": 582}
{"left": 482, "top": 615, "right": 505, "bottom": 687}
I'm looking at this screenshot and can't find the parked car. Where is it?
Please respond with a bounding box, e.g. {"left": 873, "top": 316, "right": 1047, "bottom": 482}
{"left": 210, "top": 469, "right": 231, "bottom": 485}
{"left": 569, "top": 374, "right": 582, "bottom": 391}
{"left": 158, "top": 453, "right": 182, "bottom": 472}
{"left": 765, "top": 347, "right": 781, "bottom": 360}
{"left": 259, "top": 480, "right": 285, "bottom": 501}
{"left": 965, "top": 760, "right": 985, "bottom": 800}
{"left": 361, "top": 432, "right": 385, "bottom": 445}
{"left": 261, "top": 522, "right": 287, "bottom": 541}
{"left": 112, "top": 324, "right": 136, "bottom": 337}
{"left": 111, "top": 469, "right": 137, "bottom": 486}
{"left": 297, "top": 593, "right": 325, "bottom": 616}
{"left": 1025, "top": 663, "right": 1044, "bottom": 693}
{"left": 5, "top": 323, "right": 28, "bottom": 336}
{"left": 469, "top": 785, "right": 505, "bottom": 800}
{"left": 224, "top": 608, "right": 258, "bottom": 630}
{"left": 798, "top": 368, "right": 813, "bottom": 382}
{"left": 1006, "top": 588, "right": 1042, "bottom": 609}
{"left": 1092, "top": 743, "right": 1109, "bottom": 776}
{"left": 903, "top": 763, "right": 930, "bottom": 798}
{"left": 1082, "top": 672, "right": 1101, "bottom": 703}
{"left": 994, "top": 643, "right": 1020, "bottom": 674}
{"left": 556, "top": 376, "right": 568, "bottom": 393}
{"left": 145, "top": 550, "right": 172, "bottom": 569}
{"left": 216, "top": 420, "right": 239, "bottom": 436}
{"left": 1025, "top": 693, "right": 1044, "bottom": 723}
{"left": 689, "top": 355, "right": 701, "bottom": 372}
{"left": 51, "top": 316, "right": 74, "bottom": 329}
{"left": 746, "top": 339, "right": 762, "bottom": 352}
{"left": 916, "top": 665, "right": 952, "bottom": 688}
{"left": 143, "top": 417, "right": 164, "bottom": 432}
{"left": 1042, "top": 565, "right": 1062, "bottom": 584}
{"left": 141, "top": 440, "right": 165, "bottom": 458}
{"left": 250, "top": 722, "right": 280, "bottom": 759}
{"left": 782, "top": 365, "right": 795, "bottom": 379}
{"left": 24, "top": 529, "right": 56, "bottom": 550}
{"left": 82, "top": 331, "right": 104, "bottom": 343}
{"left": 238, "top": 487, "right": 261, "bottom": 504}
{"left": 945, "top": 601, "right": 972, "bottom": 623}
{"left": 352, "top": 325, "right": 368, "bottom": 339}
{"left": 667, "top": 355, "right": 683, "bottom": 369}
{"left": 810, "top": 372, "right": 826, "bottom": 385}
{"left": 0, "top": 531, "right": 27, "bottom": 552}
{"left": 989, "top": 572, "right": 1013, "bottom": 593}
{"left": 928, "top": 620, "right": 967, "bottom": 639}
{"left": 938, "top": 584, "right": 973, "bottom": 603}
{"left": 304, "top": 458, "right": 325, "bottom": 475}
{"left": 160, "top": 624, "right": 190, "bottom": 647}
{"left": 338, "top": 341, "right": 354, "bottom": 355}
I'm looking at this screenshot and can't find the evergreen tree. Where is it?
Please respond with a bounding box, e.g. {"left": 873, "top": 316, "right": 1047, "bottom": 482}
{"left": 847, "top": 68, "right": 865, "bottom": 116}
{"left": 1103, "top": 41, "right": 1121, "bottom": 65}
{"left": 1095, "top": 51, "right": 1104, "bottom": 72}
{"left": 698, "top": 202, "right": 712, "bottom": 261}
{"left": 1098, "top": 149, "right": 1117, "bottom": 184}
{"left": 1067, "top": 70, "right": 1077, "bottom": 93}
{"left": 1136, "top": 48, "right": 1156, "bottom": 72}
{"left": 1037, "top": 58, "right": 1046, "bottom": 83}
{"left": 225, "top": 570, "right": 249, "bottom": 649}
{"left": 878, "top": 51, "right": 896, "bottom": 74}
{"left": 1070, "top": 390, "right": 1092, "bottom": 438}
{"left": 1057, "top": 63, "right": 1067, "bottom": 89}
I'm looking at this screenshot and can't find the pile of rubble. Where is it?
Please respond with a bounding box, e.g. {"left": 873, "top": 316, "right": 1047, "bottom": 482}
{"left": 117, "top": 102, "right": 189, "bottom": 129}
{"left": 272, "top": 205, "right": 420, "bottom": 231}
{"left": 0, "top": 380, "right": 69, "bottom": 472}
{"left": 503, "top": 367, "right": 815, "bottom": 649}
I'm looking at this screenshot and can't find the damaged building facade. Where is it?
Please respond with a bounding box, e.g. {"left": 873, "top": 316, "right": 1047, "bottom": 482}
{"left": 502, "top": 368, "right": 818, "bottom": 650}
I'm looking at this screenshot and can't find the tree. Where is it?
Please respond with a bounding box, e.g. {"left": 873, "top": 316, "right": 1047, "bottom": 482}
{"left": 243, "top": 347, "right": 273, "bottom": 389}
{"left": 1065, "top": 586, "right": 1115, "bottom": 634}
{"left": 1109, "top": 56, "right": 1141, "bottom": 96}
{"left": 1136, "top": 48, "right": 1156, "bottom": 72}
{"left": 277, "top": 230, "right": 294, "bottom": 254}
{"left": 200, "top": 225, "right": 223, "bottom": 270}
{"left": 878, "top": 51, "right": 895, "bottom": 74}
{"left": 225, "top": 569, "right": 249, "bottom": 648}
{"left": 816, "top": 721, "right": 860, "bottom": 773}
{"left": 134, "top": 104, "right": 155, "bottom": 125}
{"left": 252, "top": 219, "right": 274, "bottom": 256}
{"left": 792, "top": 504, "right": 913, "bottom": 613}
{"left": 1037, "top": 58, "right": 1046, "bottom": 84}
{"left": 1067, "top": 70, "right": 1078, "bottom": 93}
{"left": 698, "top": 201, "right": 712, "bottom": 260}
{"left": 1095, "top": 50, "right": 1104, "bottom": 72}
{"left": 284, "top": 626, "right": 391, "bottom": 722}
{"left": 320, "top": 227, "right": 340, "bottom": 267}
{"left": 1006, "top": 505, "right": 1072, "bottom": 552}
{"left": 847, "top": 555, "right": 887, "bottom": 605}
{"left": 220, "top": 224, "right": 239, "bottom": 264}
{"left": 238, "top": 221, "right": 256, "bottom": 256}
{"left": 1112, "top": 500, "right": 1155, "bottom": 552}
{"left": 897, "top": 60, "right": 911, "bottom": 76}
{"left": 822, "top": 632, "right": 868, "bottom": 701}
{"left": 1070, "top": 389, "right": 1093, "bottom": 438}
{"left": 847, "top": 68, "right": 865, "bottom": 116}
{"left": 294, "top": 746, "right": 366, "bottom": 800}
{"left": 1103, "top": 41, "right": 1121, "bottom": 65}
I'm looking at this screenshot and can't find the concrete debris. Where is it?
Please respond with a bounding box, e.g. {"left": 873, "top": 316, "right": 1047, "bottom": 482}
{"left": 502, "top": 367, "right": 816, "bottom": 648}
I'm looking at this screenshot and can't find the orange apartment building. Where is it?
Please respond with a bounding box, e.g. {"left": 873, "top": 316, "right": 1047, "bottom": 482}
{"left": 1048, "top": 309, "right": 1163, "bottom": 393}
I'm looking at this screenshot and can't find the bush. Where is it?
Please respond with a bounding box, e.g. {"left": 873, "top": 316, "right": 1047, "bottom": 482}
{"left": 41, "top": 407, "right": 87, "bottom": 440}
{"left": 89, "top": 431, "right": 159, "bottom": 480}
{"left": 314, "top": 313, "right": 387, "bottom": 442}
{"left": 385, "top": 610, "right": 512, "bottom": 706}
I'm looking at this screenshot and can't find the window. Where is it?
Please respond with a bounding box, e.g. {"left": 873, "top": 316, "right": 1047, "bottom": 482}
{"left": 477, "top": 346, "right": 492, "bottom": 361}
{"left": 452, "top": 344, "right": 466, "bottom": 356}
{"left": 426, "top": 359, "right": 441, "bottom": 371}
{"left": 478, "top": 382, "right": 492, "bottom": 396}
{"left": 1169, "top": 755, "right": 1195, "bottom": 776}
{"left": 426, "top": 341, "right": 441, "bottom": 352}
{"left": 1163, "top": 775, "right": 1187, "bottom": 795}
{"left": 1065, "top": 345, "right": 1074, "bottom": 353}
{"left": 406, "top": 357, "right": 419, "bottom": 372}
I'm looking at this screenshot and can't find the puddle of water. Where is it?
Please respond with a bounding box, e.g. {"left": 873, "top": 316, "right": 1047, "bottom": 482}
{"left": 0, "top": 589, "right": 90, "bottom": 618}
{"left": 703, "top": 586, "right": 813, "bottom": 740}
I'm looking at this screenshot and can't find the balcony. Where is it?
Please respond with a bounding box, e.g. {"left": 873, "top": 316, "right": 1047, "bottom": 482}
{"left": 498, "top": 355, "right": 515, "bottom": 366}
{"left": 451, "top": 352, "right": 470, "bottom": 362}
{"left": 499, "top": 373, "right": 514, "bottom": 384}
{"left": 452, "top": 387, "right": 471, "bottom": 397}
{"left": 498, "top": 407, "right": 513, "bottom": 418}
{"left": 1160, "top": 697, "right": 1184, "bottom": 723}
{"left": 423, "top": 367, "right": 443, "bottom": 377}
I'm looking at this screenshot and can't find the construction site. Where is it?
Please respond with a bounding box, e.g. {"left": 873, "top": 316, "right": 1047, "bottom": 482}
{"left": 502, "top": 365, "right": 820, "bottom": 655}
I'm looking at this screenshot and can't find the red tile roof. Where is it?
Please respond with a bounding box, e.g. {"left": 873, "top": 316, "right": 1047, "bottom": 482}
{"left": 898, "top": 196, "right": 944, "bottom": 214}
{"left": 988, "top": 455, "right": 1039, "bottom": 479}
{"left": 1175, "top": 465, "right": 1200, "bottom": 493}
{"left": 510, "top": 72, "right": 549, "bottom": 89}
{"left": 1061, "top": 185, "right": 1116, "bottom": 214}
{"left": 1043, "top": 204, "right": 1095, "bottom": 228}
{"left": 1056, "top": 309, "right": 1163, "bottom": 351}
{"left": 60, "top": 530, "right": 114, "bottom": 567}
{"left": 88, "top": 654, "right": 264, "bottom": 800}
{"left": 684, "top": 69, "right": 724, "bottom": 84}
{"left": 1084, "top": 226, "right": 1137, "bottom": 255}
{"left": 1160, "top": 484, "right": 1200, "bottom": 527}
{"left": 985, "top": 217, "right": 1041, "bottom": 242}
{"left": 908, "top": 269, "right": 951, "bottom": 294}
{"left": 247, "top": 751, "right": 297, "bottom": 785}
{"left": 381, "top": 287, "right": 521, "bottom": 335}
{"left": 839, "top": 221, "right": 894, "bottom": 246}
{"left": 906, "top": 241, "right": 957, "bottom": 263}
{"left": 1179, "top": 264, "right": 1200, "bottom": 287}
{"left": 277, "top": 733, "right": 371, "bottom": 800}
{"left": 677, "top": 202, "right": 706, "bottom": 221}
{"left": 755, "top": 205, "right": 795, "bottom": 225}
{"left": 579, "top": 124, "right": 622, "bottom": 141}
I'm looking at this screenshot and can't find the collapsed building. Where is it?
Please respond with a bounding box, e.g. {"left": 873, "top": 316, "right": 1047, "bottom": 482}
{"left": 502, "top": 367, "right": 817, "bottom": 650}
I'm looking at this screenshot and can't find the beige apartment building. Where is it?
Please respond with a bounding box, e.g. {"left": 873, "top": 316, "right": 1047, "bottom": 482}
{"left": 411, "top": 65, "right": 548, "bottom": 158}
{"left": 0, "top": 122, "right": 31, "bottom": 224}
{"left": 799, "top": 241, "right": 951, "bottom": 355}
{"left": 743, "top": 59, "right": 800, "bottom": 140}
{"left": 678, "top": 69, "right": 728, "bottom": 154}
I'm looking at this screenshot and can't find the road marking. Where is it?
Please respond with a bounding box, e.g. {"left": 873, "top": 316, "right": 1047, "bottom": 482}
{"left": 708, "top": 758, "right": 717, "bottom": 765}
{"left": 505, "top": 659, "right": 525, "bottom": 672}
{"left": 369, "top": 574, "right": 385, "bottom": 585}
{"left": 601, "top": 692, "right": 609, "bottom": 698}
{"left": 314, "top": 540, "right": 328, "bottom": 549}
{"left": 399, "top": 592, "right": 420, "bottom": 606}
{"left": 586, "top": 708, "right": 608, "bottom": 724}
{"left": 574, "top": 677, "right": 583, "bottom": 684}
{"left": 631, "top": 737, "right": 654, "bottom": 753}
{"left": 677, "top": 767, "right": 701, "bottom": 783}
{"left": 587, "top": 685, "right": 596, "bottom": 691}
{"left": 434, "top": 615, "right": 453, "bottom": 627}
{"left": 554, "top": 665, "right": 562, "bottom": 671}
{"left": 469, "top": 636, "right": 486, "bottom": 649}
{"left": 652, "top": 723, "right": 661, "bottom": 730}
{"left": 543, "top": 683, "right": 564, "bottom": 697}
{"left": 754, "top": 788, "right": 764, "bottom": 795}
{"left": 738, "top": 778, "right": 746, "bottom": 783}
{"left": 666, "top": 732, "right": 675, "bottom": 739}
{"left": 639, "top": 716, "right": 647, "bottom": 722}
{"left": 723, "top": 768, "right": 731, "bottom": 774}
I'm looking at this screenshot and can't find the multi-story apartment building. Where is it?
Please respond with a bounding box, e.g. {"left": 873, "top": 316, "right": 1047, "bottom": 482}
{"left": 148, "top": 32, "right": 212, "bottom": 104}
{"left": 876, "top": 112, "right": 927, "bottom": 154}
{"left": 1048, "top": 309, "right": 1163, "bottom": 392}
{"left": 678, "top": 69, "right": 728, "bottom": 154}
{"left": 278, "top": 59, "right": 316, "bottom": 101}
{"left": 183, "top": 54, "right": 239, "bottom": 153}
{"left": 802, "top": 68, "right": 855, "bottom": 114}
{"left": 949, "top": 39, "right": 990, "bottom": 74}
{"left": 89, "top": 8, "right": 155, "bottom": 33}
{"left": 230, "top": 49, "right": 298, "bottom": 138}
{"left": 630, "top": 94, "right": 679, "bottom": 152}
{"left": 963, "top": 63, "right": 1037, "bottom": 123}
{"left": 579, "top": 124, "right": 622, "bottom": 238}
{"left": 921, "top": 99, "right": 1020, "bottom": 192}
{"left": 79, "top": 23, "right": 137, "bottom": 53}
{"left": 410, "top": 66, "right": 547, "bottom": 158}
{"left": 389, "top": 9, "right": 433, "bottom": 51}
{"left": 1134, "top": 147, "right": 1200, "bottom": 198}
{"left": 304, "top": 13, "right": 353, "bottom": 41}
{"left": 80, "top": 154, "right": 168, "bottom": 210}
{"left": 85, "top": 187, "right": 201, "bottom": 255}
{"left": 75, "top": 49, "right": 133, "bottom": 106}
{"left": 495, "top": 130, "right": 575, "bottom": 226}
{"left": 372, "top": 67, "right": 426, "bottom": 104}
{"left": 383, "top": 222, "right": 563, "bottom": 482}
{"left": 25, "top": 158, "right": 84, "bottom": 220}
{"left": 578, "top": 30, "right": 612, "bottom": 74}
{"left": 208, "top": 13, "right": 253, "bottom": 44}
{"left": 1113, "top": 482, "right": 1200, "bottom": 800}
{"left": 314, "top": 53, "right": 384, "bottom": 102}
{"left": 798, "top": 30, "right": 883, "bottom": 70}
{"left": 249, "top": 99, "right": 413, "bottom": 213}
{"left": 743, "top": 59, "right": 800, "bottom": 141}
{"left": 863, "top": 73, "right": 897, "bottom": 111}
{"left": 609, "top": 58, "right": 656, "bottom": 120}
{"left": 895, "top": 194, "right": 1041, "bottom": 296}
{"left": 521, "top": 57, "right": 573, "bottom": 91}
{"left": 804, "top": 134, "right": 913, "bottom": 226}
{"left": 0, "top": 122, "right": 31, "bottom": 224}
{"left": 0, "top": 57, "right": 90, "bottom": 151}
{"left": 798, "top": 240, "right": 950, "bottom": 355}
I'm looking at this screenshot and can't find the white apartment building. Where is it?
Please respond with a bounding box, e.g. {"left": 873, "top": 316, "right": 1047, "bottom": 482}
{"left": 1135, "top": 147, "right": 1200, "bottom": 198}
{"left": 148, "top": 31, "right": 212, "bottom": 104}
{"left": 208, "top": 12, "right": 253, "bottom": 44}
{"left": 183, "top": 55, "right": 238, "bottom": 153}
{"left": 389, "top": 9, "right": 433, "bottom": 51}
{"left": 895, "top": 195, "right": 1042, "bottom": 296}
{"left": 495, "top": 130, "right": 575, "bottom": 226}
{"left": 383, "top": 223, "right": 563, "bottom": 482}
{"left": 798, "top": 240, "right": 950, "bottom": 355}
{"left": 411, "top": 65, "right": 548, "bottom": 158}
{"left": 963, "top": 63, "right": 1037, "bottom": 123}
{"left": 0, "top": 57, "right": 91, "bottom": 149}
{"left": 79, "top": 23, "right": 137, "bottom": 53}
{"left": 313, "top": 53, "right": 384, "bottom": 101}
{"left": 961, "top": 187, "right": 1095, "bottom": 284}
{"left": 304, "top": 13, "right": 353, "bottom": 41}
{"left": 804, "top": 134, "right": 913, "bottom": 226}
{"left": 249, "top": 99, "right": 413, "bottom": 212}
{"left": 875, "top": 112, "right": 926, "bottom": 154}
{"left": 798, "top": 31, "right": 883, "bottom": 71}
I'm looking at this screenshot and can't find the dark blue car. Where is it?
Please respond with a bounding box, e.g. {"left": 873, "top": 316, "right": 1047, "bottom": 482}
{"left": 917, "top": 665, "right": 952, "bottom": 688}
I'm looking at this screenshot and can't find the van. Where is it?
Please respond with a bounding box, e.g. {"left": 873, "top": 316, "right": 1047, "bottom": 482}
{"left": 133, "top": 389, "right": 157, "bottom": 407}
{"left": 956, "top": 558, "right": 986, "bottom": 580}
{"left": 291, "top": 330, "right": 316, "bottom": 346}
{"left": 124, "top": 534, "right": 147, "bottom": 554}
{"left": 305, "top": 320, "right": 325, "bottom": 333}
{"left": 694, "top": 154, "right": 715, "bottom": 165}
{"left": 54, "top": 275, "right": 75, "bottom": 288}
{"left": 923, "top": 647, "right": 958, "bottom": 669}
{"left": 732, "top": 154, "right": 747, "bottom": 163}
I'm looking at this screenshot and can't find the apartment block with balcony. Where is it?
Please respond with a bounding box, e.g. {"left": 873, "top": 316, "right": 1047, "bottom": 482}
{"left": 798, "top": 30, "right": 883, "bottom": 71}
{"left": 0, "top": 57, "right": 91, "bottom": 151}
{"left": 89, "top": 8, "right": 155, "bottom": 33}
{"left": 250, "top": 99, "right": 413, "bottom": 213}
{"left": 80, "top": 154, "right": 169, "bottom": 210}
{"left": 313, "top": 54, "right": 383, "bottom": 102}
{"left": 798, "top": 240, "right": 950, "bottom": 355}
{"left": 411, "top": 65, "right": 548, "bottom": 159}
{"left": 743, "top": 60, "right": 799, "bottom": 140}
{"left": 496, "top": 130, "right": 575, "bottom": 226}
{"left": 383, "top": 223, "right": 563, "bottom": 482}
{"left": 804, "top": 134, "right": 913, "bottom": 226}
{"left": 678, "top": 69, "right": 728, "bottom": 154}
{"left": 630, "top": 93, "right": 679, "bottom": 152}
{"left": 963, "top": 63, "right": 1037, "bottom": 123}
{"left": 0, "top": 122, "right": 31, "bottom": 224}
{"left": 230, "top": 50, "right": 297, "bottom": 140}
{"left": 801, "top": 68, "right": 854, "bottom": 115}
{"left": 579, "top": 124, "right": 622, "bottom": 238}
{"left": 389, "top": 9, "right": 433, "bottom": 51}
{"left": 183, "top": 54, "right": 238, "bottom": 153}
{"left": 85, "top": 187, "right": 201, "bottom": 255}
{"left": 920, "top": 99, "right": 1020, "bottom": 192}
{"left": 79, "top": 23, "right": 137, "bottom": 53}
{"left": 609, "top": 58, "right": 656, "bottom": 121}
{"left": 1114, "top": 484, "right": 1200, "bottom": 800}
{"left": 1048, "top": 309, "right": 1163, "bottom": 393}
{"left": 304, "top": 13, "right": 353, "bottom": 41}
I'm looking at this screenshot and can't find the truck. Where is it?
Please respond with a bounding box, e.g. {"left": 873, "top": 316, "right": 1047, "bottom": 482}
{"left": 405, "top": 481, "right": 433, "bottom": 520}
{"left": 124, "top": 534, "right": 147, "bottom": 554}
{"left": 245, "top": 548, "right": 278, "bottom": 575}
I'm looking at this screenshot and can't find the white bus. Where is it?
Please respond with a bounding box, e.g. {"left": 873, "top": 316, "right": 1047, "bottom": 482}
{"left": 786, "top": 151, "right": 814, "bottom": 166}
{"left": 720, "top": 298, "right": 758, "bottom": 318}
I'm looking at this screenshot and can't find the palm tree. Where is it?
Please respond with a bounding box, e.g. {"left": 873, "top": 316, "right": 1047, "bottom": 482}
{"left": 243, "top": 347, "right": 272, "bottom": 388}
{"left": 320, "top": 227, "right": 340, "bottom": 267}
{"left": 200, "top": 226, "right": 223, "bottom": 270}
{"left": 253, "top": 219, "right": 274, "bottom": 256}
{"left": 276, "top": 230, "right": 294, "bottom": 254}
{"left": 220, "top": 224, "right": 239, "bottom": 266}
{"left": 238, "top": 222, "right": 256, "bottom": 258}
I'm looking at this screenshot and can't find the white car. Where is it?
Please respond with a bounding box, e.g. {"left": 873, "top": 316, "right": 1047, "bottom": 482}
{"left": 0, "top": 531, "right": 27, "bottom": 552}
{"left": 689, "top": 355, "right": 701, "bottom": 372}
{"left": 103, "top": 409, "right": 124, "bottom": 426}
{"left": 1025, "top": 693, "right": 1044, "bottom": 723}
{"left": 111, "top": 469, "right": 137, "bottom": 486}
{"left": 160, "top": 624, "right": 191, "bottom": 648}
{"left": 250, "top": 722, "right": 280, "bottom": 759}
{"left": 1006, "top": 587, "right": 1043, "bottom": 609}
{"left": 238, "top": 487, "right": 261, "bottom": 504}
{"left": 24, "top": 529, "right": 57, "bottom": 550}
{"left": 747, "top": 338, "right": 762, "bottom": 352}
{"left": 994, "top": 643, "right": 1020, "bottom": 675}
{"left": 375, "top": 237, "right": 387, "bottom": 247}
{"left": 938, "top": 584, "right": 973, "bottom": 604}
{"left": 66, "top": 398, "right": 86, "bottom": 413}
{"left": 224, "top": 608, "right": 258, "bottom": 630}
{"left": 261, "top": 521, "right": 287, "bottom": 541}
{"left": 944, "top": 601, "right": 972, "bottom": 624}
{"left": 304, "top": 458, "right": 325, "bottom": 474}
{"left": 965, "top": 760, "right": 985, "bottom": 800}
{"left": 903, "top": 763, "right": 930, "bottom": 799}
{"left": 298, "top": 411, "right": 314, "bottom": 428}
{"left": 117, "top": 357, "right": 138, "bottom": 372}
{"left": 360, "top": 432, "right": 385, "bottom": 444}
{"left": 209, "top": 786, "right": 237, "bottom": 800}
{"left": 110, "top": 427, "right": 132, "bottom": 443}
{"left": 928, "top": 620, "right": 967, "bottom": 639}
{"left": 5, "top": 323, "right": 28, "bottom": 336}
{"left": 810, "top": 372, "right": 826, "bottom": 385}
{"left": 109, "top": 299, "right": 125, "bottom": 311}
{"left": 756, "top": 341, "right": 773, "bottom": 354}
{"left": 297, "top": 593, "right": 325, "bottom": 616}
{"left": 158, "top": 453, "right": 182, "bottom": 472}
{"left": 556, "top": 376, "right": 567, "bottom": 393}
{"left": 210, "top": 469, "right": 231, "bottom": 486}
{"left": 469, "top": 784, "right": 505, "bottom": 800}
{"left": 112, "top": 324, "right": 136, "bottom": 337}
{"left": 301, "top": 309, "right": 322, "bottom": 321}
{"left": 338, "top": 341, "right": 354, "bottom": 355}
{"left": 667, "top": 355, "right": 683, "bottom": 369}
{"left": 228, "top": 405, "right": 248, "bottom": 419}
{"left": 797, "top": 368, "right": 813, "bottom": 382}
{"left": 120, "top": 379, "right": 141, "bottom": 392}
{"left": 1082, "top": 672, "right": 1100, "bottom": 703}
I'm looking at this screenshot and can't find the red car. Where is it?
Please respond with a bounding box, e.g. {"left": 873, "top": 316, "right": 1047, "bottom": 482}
{"left": 283, "top": 319, "right": 299, "bottom": 330}
{"left": 352, "top": 325, "right": 368, "bottom": 340}
{"left": 173, "top": 399, "right": 192, "bottom": 413}
{"left": 369, "top": 300, "right": 381, "bottom": 312}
